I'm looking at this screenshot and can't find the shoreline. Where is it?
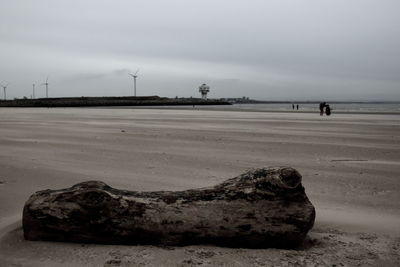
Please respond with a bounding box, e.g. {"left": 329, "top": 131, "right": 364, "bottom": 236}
{"left": 2, "top": 105, "right": 400, "bottom": 115}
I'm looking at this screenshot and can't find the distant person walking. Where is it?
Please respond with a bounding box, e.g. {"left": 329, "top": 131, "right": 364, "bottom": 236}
{"left": 296, "top": 104, "right": 299, "bottom": 110}
{"left": 292, "top": 104, "right": 295, "bottom": 110}
{"left": 319, "top": 102, "right": 326, "bottom": 116}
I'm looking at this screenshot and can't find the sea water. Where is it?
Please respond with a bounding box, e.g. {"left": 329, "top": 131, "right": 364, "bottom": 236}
{"left": 133, "top": 103, "right": 400, "bottom": 114}
{"left": 217, "top": 103, "right": 400, "bottom": 113}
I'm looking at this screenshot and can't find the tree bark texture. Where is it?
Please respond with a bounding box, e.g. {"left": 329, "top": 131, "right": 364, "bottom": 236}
{"left": 23, "top": 167, "right": 315, "bottom": 248}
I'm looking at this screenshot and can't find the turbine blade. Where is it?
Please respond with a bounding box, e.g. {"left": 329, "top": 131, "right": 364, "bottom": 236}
{"left": 134, "top": 68, "right": 140, "bottom": 75}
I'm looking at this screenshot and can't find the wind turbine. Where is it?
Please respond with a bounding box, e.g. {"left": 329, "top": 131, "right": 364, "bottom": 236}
{"left": 32, "top": 83, "right": 36, "bottom": 99}
{"left": 0, "top": 83, "right": 9, "bottom": 100}
{"left": 42, "top": 77, "right": 49, "bottom": 98}
{"left": 128, "top": 69, "right": 139, "bottom": 97}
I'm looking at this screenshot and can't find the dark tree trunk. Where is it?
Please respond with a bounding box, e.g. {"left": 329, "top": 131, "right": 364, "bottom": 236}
{"left": 23, "top": 167, "right": 315, "bottom": 248}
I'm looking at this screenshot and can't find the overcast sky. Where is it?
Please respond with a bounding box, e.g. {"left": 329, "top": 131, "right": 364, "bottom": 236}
{"left": 1, "top": 0, "right": 399, "bottom": 101}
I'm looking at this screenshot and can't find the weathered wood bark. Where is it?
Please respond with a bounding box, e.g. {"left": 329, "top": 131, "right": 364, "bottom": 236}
{"left": 23, "top": 167, "right": 315, "bottom": 248}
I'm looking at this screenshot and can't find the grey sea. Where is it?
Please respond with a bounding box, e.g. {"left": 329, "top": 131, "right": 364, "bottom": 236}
{"left": 131, "top": 102, "right": 400, "bottom": 114}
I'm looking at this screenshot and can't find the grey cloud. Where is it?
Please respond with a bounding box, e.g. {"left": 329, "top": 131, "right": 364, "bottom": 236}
{"left": 0, "top": 0, "right": 399, "bottom": 100}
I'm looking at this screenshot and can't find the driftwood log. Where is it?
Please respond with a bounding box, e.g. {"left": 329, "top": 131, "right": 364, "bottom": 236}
{"left": 23, "top": 167, "right": 315, "bottom": 248}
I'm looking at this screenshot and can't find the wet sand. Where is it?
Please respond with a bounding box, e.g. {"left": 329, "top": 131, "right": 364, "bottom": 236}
{"left": 0, "top": 108, "right": 399, "bottom": 266}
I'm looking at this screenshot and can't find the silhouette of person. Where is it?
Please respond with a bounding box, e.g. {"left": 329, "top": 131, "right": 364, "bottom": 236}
{"left": 296, "top": 104, "right": 299, "bottom": 110}
{"left": 319, "top": 102, "right": 326, "bottom": 116}
{"left": 326, "top": 104, "right": 331, "bottom": 116}
{"left": 292, "top": 104, "right": 295, "bottom": 110}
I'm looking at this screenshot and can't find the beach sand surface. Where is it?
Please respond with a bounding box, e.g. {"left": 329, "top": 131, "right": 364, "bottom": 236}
{"left": 0, "top": 108, "right": 399, "bottom": 266}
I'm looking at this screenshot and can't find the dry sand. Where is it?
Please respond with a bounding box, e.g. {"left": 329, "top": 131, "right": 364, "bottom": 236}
{"left": 0, "top": 107, "right": 399, "bottom": 266}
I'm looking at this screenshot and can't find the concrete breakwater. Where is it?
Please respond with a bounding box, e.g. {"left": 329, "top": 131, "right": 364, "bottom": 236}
{"left": 0, "top": 96, "right": 231, "bottom": 107}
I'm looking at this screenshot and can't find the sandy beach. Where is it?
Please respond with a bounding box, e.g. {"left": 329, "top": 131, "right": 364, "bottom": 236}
{"left": 0, "top": 107, "right": 399, "bottom": 266}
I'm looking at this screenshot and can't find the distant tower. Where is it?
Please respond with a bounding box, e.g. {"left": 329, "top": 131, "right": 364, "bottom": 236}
{"left": 128, "top": 69, "right": 139, "bottom": 97}
{"left": 42, "top": 77, "right": 49, "bottom": 98}
{"left": 0, "top": 83, "right": 9, "bottom": 100}
{"left": 199, "top": 83, "right": 210, "bottom": 100}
